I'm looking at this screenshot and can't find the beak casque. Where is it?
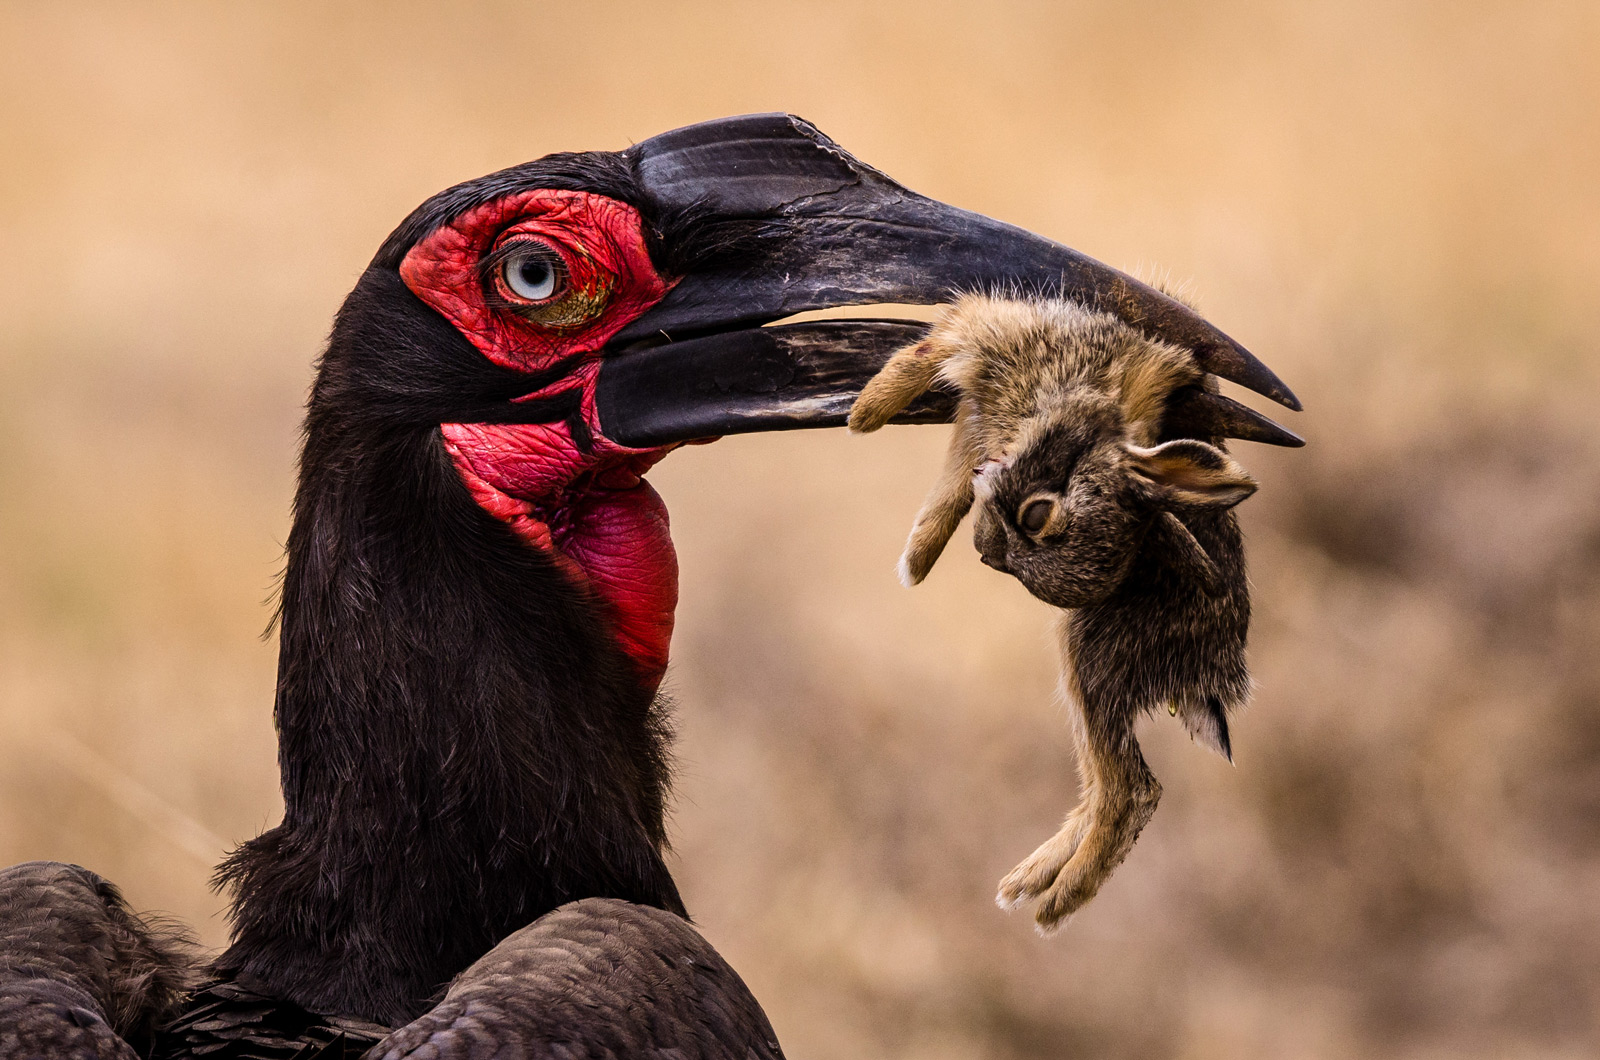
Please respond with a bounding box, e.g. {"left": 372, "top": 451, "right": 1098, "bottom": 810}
{"left": 595, "top": 113, "right": 1301, "bottom": 449}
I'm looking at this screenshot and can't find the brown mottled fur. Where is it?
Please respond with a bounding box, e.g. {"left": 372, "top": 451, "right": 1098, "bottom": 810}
{"left": 849, "top": 293, "right": 1257, "bottom": 929}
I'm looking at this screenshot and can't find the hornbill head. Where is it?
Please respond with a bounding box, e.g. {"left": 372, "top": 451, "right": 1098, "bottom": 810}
{"left": 336, "top": 112, "right": 1299, "bottom": 688}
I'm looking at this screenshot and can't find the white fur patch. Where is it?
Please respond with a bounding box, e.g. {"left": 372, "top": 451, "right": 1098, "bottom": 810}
{"left": 1179, "top": 704, "right": 1232, "bottom": 762}
{"left": 971, "top": 457, "right": 1009, "bottom": 503}
{"left": 896, "top": 551, "right": 917, "bottom": 588}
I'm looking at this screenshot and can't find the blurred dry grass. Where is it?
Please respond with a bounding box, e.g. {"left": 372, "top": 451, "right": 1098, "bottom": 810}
{"left": 2, "top": 2, "right": 1598, "bottom": 1056}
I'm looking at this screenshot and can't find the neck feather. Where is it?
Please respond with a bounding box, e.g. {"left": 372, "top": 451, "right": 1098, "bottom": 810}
{"left": 214, "top": 373, "right": 680, "bottom": 1025}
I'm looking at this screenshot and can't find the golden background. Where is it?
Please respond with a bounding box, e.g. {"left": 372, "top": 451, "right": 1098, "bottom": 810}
{"left": 2, "top": 2, "right": 1597, "bottom": 1056}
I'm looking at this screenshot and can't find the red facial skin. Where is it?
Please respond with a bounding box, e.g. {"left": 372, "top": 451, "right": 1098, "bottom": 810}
{"left": 400, "top": 190, "right": 679, "bottom": 688}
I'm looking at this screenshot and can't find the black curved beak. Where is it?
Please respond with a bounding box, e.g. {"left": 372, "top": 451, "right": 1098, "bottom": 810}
{"left": 595, "top": 113, "right": 1302, "bottom": 449}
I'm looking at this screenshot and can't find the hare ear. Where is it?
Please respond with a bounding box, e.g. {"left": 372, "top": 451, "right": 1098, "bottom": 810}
{"left": 1155, "top": 510, "right": 1222, "bottom": 594}
{"left": 1127, "top": 439, "right": 1258, "bottom": 509}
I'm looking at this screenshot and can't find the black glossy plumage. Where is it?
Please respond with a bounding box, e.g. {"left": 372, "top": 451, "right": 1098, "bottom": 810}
{"left": 0, "top": 862, "right": 194, "bottom": 1060}
{"left": 368, "top": 900, "right": 782, "bottom": 1060}
{"left": 155, "top": 980, "right": 386, "bottom": 1059}
{"left": 149, "top": 902, "right": 784, "bottom": 1060}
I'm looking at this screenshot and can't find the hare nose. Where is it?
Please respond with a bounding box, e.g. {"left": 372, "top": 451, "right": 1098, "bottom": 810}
{"left": 981, "top": 552, "right": 1011, "bottom": 573}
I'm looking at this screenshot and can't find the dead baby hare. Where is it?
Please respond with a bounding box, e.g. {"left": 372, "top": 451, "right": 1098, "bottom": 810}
{"left": 850, "top": 292, "right": 1301, "bottom": 930}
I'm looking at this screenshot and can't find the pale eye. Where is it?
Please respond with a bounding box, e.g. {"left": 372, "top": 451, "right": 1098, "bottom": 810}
{"left": 502, "top": 245, "right": 564, "bottom": 301}
{"left": 1019, "top": 499, "right": 1054, "bottom": 534}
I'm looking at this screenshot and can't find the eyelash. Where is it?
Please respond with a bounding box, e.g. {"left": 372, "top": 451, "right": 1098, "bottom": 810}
{"left": 483, "top": 240, "right": 561, "bottom": 298}
{"left": 481, "top": 237, "right": 617, "bottom": 332}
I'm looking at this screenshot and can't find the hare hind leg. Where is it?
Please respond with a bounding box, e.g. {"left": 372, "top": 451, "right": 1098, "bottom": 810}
{"left": 997, "top": 661, "right": 1161, "bottom": 930}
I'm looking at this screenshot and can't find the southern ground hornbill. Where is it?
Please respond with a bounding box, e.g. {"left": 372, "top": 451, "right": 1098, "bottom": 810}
{"left": 0, "top": 114, "right": 1298, "bottom": 1058}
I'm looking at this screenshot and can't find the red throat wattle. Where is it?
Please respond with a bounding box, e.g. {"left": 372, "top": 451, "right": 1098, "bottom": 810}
{"left": 400, "top": 190, "right": 679, "bottom": 688}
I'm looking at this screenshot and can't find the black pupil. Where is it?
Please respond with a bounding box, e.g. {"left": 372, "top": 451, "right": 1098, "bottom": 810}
{"left": 1020, "top": 500, "right": 1052, "bottom": 533}
{"left": 517, "top": 256, "right": 552, "bottom": 293}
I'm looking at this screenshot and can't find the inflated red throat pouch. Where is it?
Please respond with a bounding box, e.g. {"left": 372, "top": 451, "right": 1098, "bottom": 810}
{"left": 401, "top": 190, "right": 681, "bottom": 688}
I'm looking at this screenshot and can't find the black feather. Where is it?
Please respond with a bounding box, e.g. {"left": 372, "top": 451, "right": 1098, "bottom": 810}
{"left": 0, "top": 862, "right": 198, "bottom": 1060}
{"left": 367, "top": 900, "right": 783, "bottom": 1060}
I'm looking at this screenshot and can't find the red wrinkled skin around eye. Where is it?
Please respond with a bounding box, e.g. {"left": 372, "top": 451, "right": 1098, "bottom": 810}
{"left": 401, "top": 189, "right": 668, "bottom": 372}
{"left": 402, "top": 191, "right": 681, "bottom": 689}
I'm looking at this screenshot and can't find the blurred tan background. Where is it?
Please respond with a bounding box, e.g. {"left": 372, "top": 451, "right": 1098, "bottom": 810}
{"left": 2, "top": 1, "right": 1598, "bottom": 1057}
